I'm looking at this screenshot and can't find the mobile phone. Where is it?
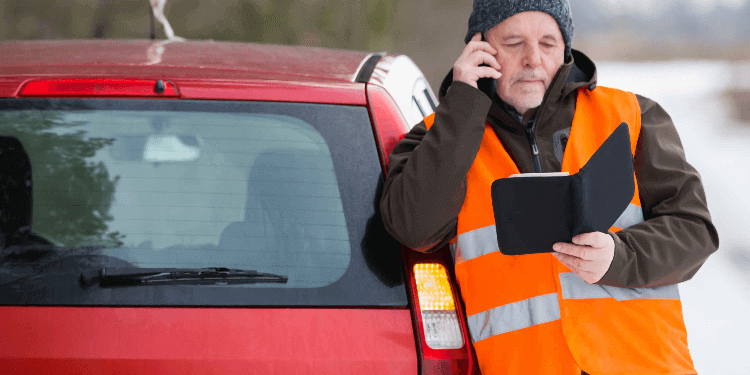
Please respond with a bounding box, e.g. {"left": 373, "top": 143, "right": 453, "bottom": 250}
{"left": 477, "top": 33, "right": 496, "bottom": 95}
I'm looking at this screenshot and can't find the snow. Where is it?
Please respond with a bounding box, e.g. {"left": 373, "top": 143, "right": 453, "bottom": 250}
{"left": 597, "top": 60, "right": 750, "bottom": 375}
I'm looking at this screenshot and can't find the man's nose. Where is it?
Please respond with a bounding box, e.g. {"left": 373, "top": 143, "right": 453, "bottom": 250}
{"left": 523, "top": 44, "right": 542, "bottom": 67}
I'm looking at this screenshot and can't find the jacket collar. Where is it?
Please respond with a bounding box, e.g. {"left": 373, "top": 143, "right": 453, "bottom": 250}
{"left": 438, "top": 49, "right": 598, "bottom": 132}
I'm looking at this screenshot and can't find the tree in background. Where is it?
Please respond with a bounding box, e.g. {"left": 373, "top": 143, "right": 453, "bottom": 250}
{"left": 0, "top": 109, "right": 124, "bottom": 249}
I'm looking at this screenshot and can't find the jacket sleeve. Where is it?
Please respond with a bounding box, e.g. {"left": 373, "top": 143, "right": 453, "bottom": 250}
{"left": 598, "top": 95, "right": 720, "bottom": 288}
{"left": 379, "top": 82, "right": 491, "bottom": 252}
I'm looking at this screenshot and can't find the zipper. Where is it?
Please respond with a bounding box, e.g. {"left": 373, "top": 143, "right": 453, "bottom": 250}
{"left": 523, "top": 116, "right": 543, "bottom": 173}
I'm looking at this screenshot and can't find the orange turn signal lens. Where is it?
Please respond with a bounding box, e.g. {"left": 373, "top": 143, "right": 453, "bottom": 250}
{"left": 414, "top": 263, "right": 456, "bottom": 311}
{"left": 413, "top": 263, "right": 464, "bottom": 349}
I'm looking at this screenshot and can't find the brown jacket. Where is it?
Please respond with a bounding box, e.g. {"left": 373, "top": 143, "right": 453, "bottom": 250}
{"left": 380, "top": 50, "right": 719, "bottom": 288}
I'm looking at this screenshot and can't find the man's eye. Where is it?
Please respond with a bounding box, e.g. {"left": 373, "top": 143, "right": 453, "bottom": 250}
{"left": 506, "top": 43, "right": 522, "bottom": 48}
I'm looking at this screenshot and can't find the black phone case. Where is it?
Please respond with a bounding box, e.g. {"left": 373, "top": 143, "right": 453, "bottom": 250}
{"left": 490, "top": 122, "right": 635, "bottom": 255}
{"left": 477, "top": 33, "right": 495, "bottom": 94}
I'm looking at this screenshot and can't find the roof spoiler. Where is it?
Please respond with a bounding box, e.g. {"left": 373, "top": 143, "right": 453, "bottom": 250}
{"left": 355, "top": 53, "right": 386, "bottom": 83}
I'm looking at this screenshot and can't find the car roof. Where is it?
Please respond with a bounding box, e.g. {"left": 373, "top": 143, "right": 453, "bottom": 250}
{"left": 0, "top": 40, "right": 372, "bottom": 83}
{"left": 0, "top": 40, "right": 383, "bottom": 103}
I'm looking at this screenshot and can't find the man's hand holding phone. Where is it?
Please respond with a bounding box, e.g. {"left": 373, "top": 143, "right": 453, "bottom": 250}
{"left": 453, "top": 33, "right": 502, "bottom": 89}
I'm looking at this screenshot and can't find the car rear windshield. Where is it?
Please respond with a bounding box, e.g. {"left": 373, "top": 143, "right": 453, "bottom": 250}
{"left": 0, "top": 99, "right": 406, "bottom": 306}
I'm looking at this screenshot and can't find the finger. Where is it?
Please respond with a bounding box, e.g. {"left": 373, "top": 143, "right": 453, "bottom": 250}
{"left": 475, "top": 66, "right": 502, "bottom": 80}
{"left": 467, "top": 50, "right": 502, "bottom": 71}
{"left": 552, "top": 252, "right": 581, "bottom": 273}
{"left": 471, "top": 33, "right": 482, "bottom": 42}
{"left": 462, "top": 40, "right": 498, "bottom": 58}
{"left": 572, "top": 232, "right": 610, "bottom": 249}
{"left": 552, "top": 253, "right": 597, "bottom": 280}
{"left": 472, "top": 41, "right": 498, "bottom": 56}
{"left": 553, "top": 242, "right": 592, "bottom": 260}
{"left": 552, "top": 252, "right": 590, "bottom": 271}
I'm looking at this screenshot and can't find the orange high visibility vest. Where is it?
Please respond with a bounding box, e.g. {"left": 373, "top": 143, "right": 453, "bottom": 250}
{"left": 424, "top": 86, "right": 695, "bottom": 375}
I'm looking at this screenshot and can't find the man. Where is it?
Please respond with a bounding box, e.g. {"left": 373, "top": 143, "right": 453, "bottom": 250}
{"left": 380, "top": 0, "right": 719, "bottom": 374}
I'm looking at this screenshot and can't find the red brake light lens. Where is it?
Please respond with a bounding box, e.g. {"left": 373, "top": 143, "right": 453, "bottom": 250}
{"left": 19, "top": 79, "right": 179, "bottom": 98}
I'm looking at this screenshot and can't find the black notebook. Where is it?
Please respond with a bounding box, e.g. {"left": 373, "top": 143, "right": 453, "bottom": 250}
{"left": 490, "top": 122, "right": 635, "bottom": 256}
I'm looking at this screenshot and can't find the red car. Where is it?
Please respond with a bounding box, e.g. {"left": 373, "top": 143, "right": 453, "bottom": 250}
{"left": 0, "top": 40, "right": 478, "bottom": 374}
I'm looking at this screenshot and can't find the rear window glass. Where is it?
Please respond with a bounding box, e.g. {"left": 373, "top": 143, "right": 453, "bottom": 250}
{"left": 0, "top": 99, "right": 406, "bottom": 306}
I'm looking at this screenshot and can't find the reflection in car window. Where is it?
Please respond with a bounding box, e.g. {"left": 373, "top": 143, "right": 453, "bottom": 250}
{"left": 1, "top": 109, "right": 349, "bottom": 289}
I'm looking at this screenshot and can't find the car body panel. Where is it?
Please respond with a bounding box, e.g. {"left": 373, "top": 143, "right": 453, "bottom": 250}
{"left": 0, "top": 40, "right": 370, "bottom": 104}
{"left": 0, "top": 306, "right": 417, "bottom": 374}
{"left": 0, "top": 39, "right": 473, "bottom": 374}
{"left": 0, "top": 40, "right": 369, "bottom": 83}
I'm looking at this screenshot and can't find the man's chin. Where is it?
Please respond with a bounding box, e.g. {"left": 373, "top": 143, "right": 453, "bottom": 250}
{"left": 506, "top": 95, "right": 543, "bottom": 114}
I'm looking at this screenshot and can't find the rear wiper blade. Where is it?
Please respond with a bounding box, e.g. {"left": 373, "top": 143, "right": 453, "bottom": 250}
{"left": 79, "top": 267, "right": 288, "bottom": 287}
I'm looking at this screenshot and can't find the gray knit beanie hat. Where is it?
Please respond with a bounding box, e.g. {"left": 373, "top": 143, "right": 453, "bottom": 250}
{"left": 465, "top": 0, "right": 574, "bottom": 59}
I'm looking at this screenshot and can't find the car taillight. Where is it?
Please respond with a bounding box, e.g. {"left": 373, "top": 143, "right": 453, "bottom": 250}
{"left": 404, "top": 254, "right": 477, "bottom": 375}
{"left": 414, "top": 263, "right": 464, "bottom": 350}
{"left": 18, "top": 79, "right": 179, "bottom": 98}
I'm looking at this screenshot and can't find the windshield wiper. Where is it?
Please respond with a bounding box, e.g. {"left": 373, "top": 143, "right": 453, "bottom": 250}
{"left": 79, "top": 267, "right": 288, "bottom": 287}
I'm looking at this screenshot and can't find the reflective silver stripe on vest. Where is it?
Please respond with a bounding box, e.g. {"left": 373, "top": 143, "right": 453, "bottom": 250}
{"left": 466, "top": 293, "right": 561, "bottom": 343}
{"left": 454, "top": 204, "right": 643, "bottom": 264}
{"left": 453, "top": 224, "right": 498, "bottom": 264}
{"left": 559, "top": 272, "right": 680, "bottom": 301}
{"left": 612, "top": 203, "right": 644, "bottom": 229}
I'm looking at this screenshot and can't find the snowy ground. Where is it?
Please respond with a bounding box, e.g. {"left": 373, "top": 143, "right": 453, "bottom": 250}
{"left": 597, "top": 60, "right": 750, "bottom": 375}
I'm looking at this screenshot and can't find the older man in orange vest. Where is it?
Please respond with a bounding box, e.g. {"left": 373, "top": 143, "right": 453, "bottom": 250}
{"left": 380, "top": 0, "right": 719, "bottom": 374}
